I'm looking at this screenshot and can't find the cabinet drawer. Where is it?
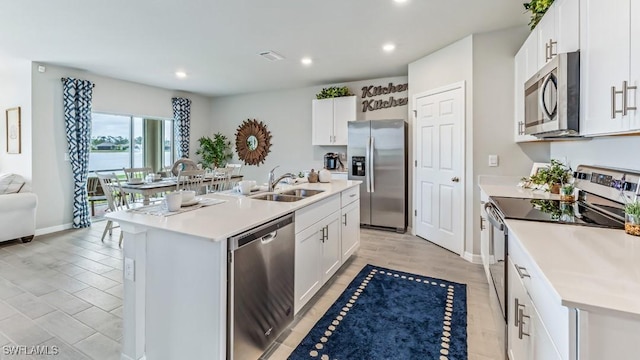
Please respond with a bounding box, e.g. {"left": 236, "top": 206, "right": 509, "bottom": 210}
{"left": 509, "top": 233, "right": 570, "bottom": 360}
{"left": 295, "top": 194, "right": 341, "bottom": 233}
{"left": 341, "top": 186, "right": 359, "bottom": 207}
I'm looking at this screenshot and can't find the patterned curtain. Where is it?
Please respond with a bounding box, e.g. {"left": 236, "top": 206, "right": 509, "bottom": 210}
{"left": 62, "top": 78, "right": 94, "bottom": 228}
{"left": 172, "top": 97, "right": 191, "bottom": 158}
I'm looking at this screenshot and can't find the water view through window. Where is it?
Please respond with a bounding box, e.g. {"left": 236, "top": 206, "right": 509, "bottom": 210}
{"left": 89, "top": 113, "right": 174, "bottom": 172}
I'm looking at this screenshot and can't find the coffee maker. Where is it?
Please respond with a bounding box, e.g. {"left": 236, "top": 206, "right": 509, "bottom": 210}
{"left": 324, "top": 153, "right": 342, "bottom": 170}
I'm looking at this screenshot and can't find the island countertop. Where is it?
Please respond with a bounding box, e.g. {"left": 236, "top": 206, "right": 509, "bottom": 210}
{"left": 105, "top": 180, "right": 361, "bottom": 242}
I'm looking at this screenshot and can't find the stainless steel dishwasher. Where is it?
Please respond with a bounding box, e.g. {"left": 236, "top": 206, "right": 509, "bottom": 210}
{"left": 227, "top": 213, "right": 295, "bottom": 360}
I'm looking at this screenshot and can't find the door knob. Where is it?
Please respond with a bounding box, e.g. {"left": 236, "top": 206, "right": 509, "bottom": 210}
{"left": 451, "top": 177, "right": 460, "bottom": 182}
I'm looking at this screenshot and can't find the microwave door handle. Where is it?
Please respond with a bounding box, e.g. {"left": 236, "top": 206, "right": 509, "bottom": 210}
{"left": 539, "top": 73, "right": 556, "bottom": 121}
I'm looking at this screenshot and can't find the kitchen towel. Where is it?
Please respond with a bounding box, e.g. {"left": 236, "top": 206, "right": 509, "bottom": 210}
{"left": 288, "top": 264, "right": 467, "bottom": 360}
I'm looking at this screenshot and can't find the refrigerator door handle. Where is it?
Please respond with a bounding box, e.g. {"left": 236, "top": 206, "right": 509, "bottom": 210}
{"left": 370, "top": 136, "right": 375, "bottom": 193}
{"left": 365, "top": 136, "right": 371, "bottom": 193}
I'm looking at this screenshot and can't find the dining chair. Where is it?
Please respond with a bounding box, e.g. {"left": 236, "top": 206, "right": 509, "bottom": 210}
{"left": 96, "top": 172, "right": 131, "bottom": 247}
{"left": 225, "top": 163, "right": 242, "bottom": 176}
{"left": 208, "top": 168, "right": 232, "bottom": 193}
{"left": 122, "top": 167, "right": 153, "bottom": 182}
{"left": 171, "top": 159, "right": 198, "bottom": 176}
{"left": 87, "top": 176, "right": 107, "bottom": 217}
{"left": 176, "top": 169, "right": 206, "bottom": 194}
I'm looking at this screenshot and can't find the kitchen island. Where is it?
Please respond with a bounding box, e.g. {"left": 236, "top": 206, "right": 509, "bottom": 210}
{"left": 106, "top": 180, "right": 361, "bottom": 360}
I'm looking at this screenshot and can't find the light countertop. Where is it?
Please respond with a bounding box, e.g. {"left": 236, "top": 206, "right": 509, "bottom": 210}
{"left": 505, "top": 219, "right": 640, "bottom": 318}
{"left": 478, "top": 175, "right": 561, "bottom": 200}
{"left": 105, "top": 180, "right": 361, "bottom": 242}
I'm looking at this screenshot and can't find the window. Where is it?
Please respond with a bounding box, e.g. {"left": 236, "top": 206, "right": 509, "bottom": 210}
{"left": 90, "top": 113, "right": 175, "bottom": 172}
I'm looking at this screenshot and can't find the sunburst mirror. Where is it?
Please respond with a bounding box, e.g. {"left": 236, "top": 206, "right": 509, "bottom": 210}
{"left": 235, "top": 119, "right": 272, "bottom": 166}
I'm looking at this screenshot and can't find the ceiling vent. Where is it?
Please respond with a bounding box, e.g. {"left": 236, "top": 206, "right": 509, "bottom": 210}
{"left": 258, "top": 51, "right": 285, "bottom": 61}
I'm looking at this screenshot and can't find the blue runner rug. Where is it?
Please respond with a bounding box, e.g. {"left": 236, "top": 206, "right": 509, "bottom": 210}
{"left": 288, "top": 264, "right": 467, "bottom": 360}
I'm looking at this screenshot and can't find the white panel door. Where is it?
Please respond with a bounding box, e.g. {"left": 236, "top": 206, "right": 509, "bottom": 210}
{"left": 414, "top": 84, "right": 464, "bottom": 255}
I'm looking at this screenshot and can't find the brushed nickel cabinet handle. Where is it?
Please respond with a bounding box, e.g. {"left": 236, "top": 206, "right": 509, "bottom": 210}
{"left": 623, "top": 81, "right": 637, "bottom": 116}
{"left": 612, "top": 85, "right": 624, "bottom": 119}
{"left": 480, "top": 216, "right": 485, "bottom": 231}
{"left": 514, "top": 298, "right": 522, "bottom": 327}
{"left": 320, "top": 228, "right": 325, "bottom": 243}
{"left": 545, "top": 42, "right": 550, "bottom": 62}
{"left": 343, "top": 213, "right": 347, "bottom": 226}
{"left": 549, "top": 39, "right": 557, "bottom": 59}
{"left": 518, "top": 308, "right": 530, "bottom": 339}
{"left": 515, "top": 265, "right": 531, "bottom": 279}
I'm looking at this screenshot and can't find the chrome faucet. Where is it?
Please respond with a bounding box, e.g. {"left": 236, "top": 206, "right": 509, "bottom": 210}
{"left": 268, "top": 166, "right": 295, "bottom": 192}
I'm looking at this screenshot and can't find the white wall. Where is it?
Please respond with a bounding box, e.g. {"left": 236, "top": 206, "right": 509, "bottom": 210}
{"left": 0, "top": 53, "right": 32, "bottom": 179}
{"left": 408, "top": 28, "right": 550, "bottom": 259}
{"left": 209, "top": 76, "right": 408, "bottom": 184}
{"left": 31, "top": 63, "right": 212, "bottom": 232}
{"left": 550, "top": 136, "right": 640, "bottom": 171}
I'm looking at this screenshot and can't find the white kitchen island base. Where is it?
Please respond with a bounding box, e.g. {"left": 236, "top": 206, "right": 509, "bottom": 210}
{"left": 108, "top": 180, "right": 362, "bottom": 360}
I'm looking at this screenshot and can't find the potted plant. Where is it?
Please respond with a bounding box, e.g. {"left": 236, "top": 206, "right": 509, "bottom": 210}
{"left": 624, "top": 201, "right": 640, "bottom": 236}
{"left": 521, "top": 159, "right": 572, "bottom": 193}
{"left": 315, "top": 86, "right": 352, "bottom": 100}
{"left": 523, "top": 0, "right": 555, "bottom": 30}
{"left": 560, "top": 183, "right": 575, "bottom": 202}
{"left": 196, "top": 132, "right": 233, "bottom": 170}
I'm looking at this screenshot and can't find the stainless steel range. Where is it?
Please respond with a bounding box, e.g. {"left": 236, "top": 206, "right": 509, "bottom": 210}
{"left": 483, "top": 165, "right": 639, "bottom": 353}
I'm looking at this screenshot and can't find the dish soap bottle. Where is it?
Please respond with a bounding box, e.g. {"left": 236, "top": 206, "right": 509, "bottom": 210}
{"left": 308, "top": 169, "right": 319, "bottom": 183}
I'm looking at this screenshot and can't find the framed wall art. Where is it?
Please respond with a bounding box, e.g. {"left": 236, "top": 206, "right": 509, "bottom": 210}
{"left": 5, "top": 107, "right": 21, "bottom": 154}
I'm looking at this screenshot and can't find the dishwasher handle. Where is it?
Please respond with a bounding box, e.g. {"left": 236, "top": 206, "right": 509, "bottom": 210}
{"left": 229, "top": 214, "right": 294, "bottom": 250}
{"left": 484, "top": 202, "right": 504, "bottom": 231}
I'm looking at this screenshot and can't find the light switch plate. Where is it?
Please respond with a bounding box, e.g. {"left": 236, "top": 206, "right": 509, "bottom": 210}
{"left": 124, "top": 258, "right": 135, "bottom": 281}
{"left": 488, "top": 155, "right": 499, "bottom": 167}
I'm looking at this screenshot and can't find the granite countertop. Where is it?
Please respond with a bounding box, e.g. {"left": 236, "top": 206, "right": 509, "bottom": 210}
{"left": 106, "top": 180, "right": 361, "bottom": 242}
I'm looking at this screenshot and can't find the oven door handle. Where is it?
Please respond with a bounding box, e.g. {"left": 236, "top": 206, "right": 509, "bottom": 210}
{"left": 484, "top": 203, "right": 504, "bottom": 231}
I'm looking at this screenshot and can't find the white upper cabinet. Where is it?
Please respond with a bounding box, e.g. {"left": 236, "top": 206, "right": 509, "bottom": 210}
{"left": 580, "top": 0, "right": 632, "bottom": 135}
{"left": 523, "top": 31, "right": 539, "bottom": 81}
{"left": 537, "top": 0, "right": 579, "bottom": 68}
{"left": 629, "top": 2, "right": 640, "bottom": 131}
{"left": 515, "top": 41, "right": 539, "bottom": 143}
{"left": 312, "top": 96, "right": 356, "bottom": 145}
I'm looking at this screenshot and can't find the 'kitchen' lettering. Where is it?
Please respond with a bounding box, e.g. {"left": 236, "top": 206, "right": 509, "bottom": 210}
{"left": 362, "top": 96, "right": 408, "bottom": 112}
{"left": 361, "top": 83, "right": 408, "bottom": 98}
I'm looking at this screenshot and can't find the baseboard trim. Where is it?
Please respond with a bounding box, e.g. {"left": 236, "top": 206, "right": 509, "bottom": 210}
{"left": 462, "top": 251, "right": 483, "bottom": 264}
{"left": 35, "top": 223, "right": 73, "bottom": 236}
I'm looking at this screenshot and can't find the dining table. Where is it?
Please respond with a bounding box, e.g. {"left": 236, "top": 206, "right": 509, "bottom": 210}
{"left": 119, "top": 174, "right": 244, "bottom": 205}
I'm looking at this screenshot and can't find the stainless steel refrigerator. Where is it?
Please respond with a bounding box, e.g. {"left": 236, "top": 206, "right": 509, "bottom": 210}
{"left": 347, "top": 119, "right": 407, "bottom": 232}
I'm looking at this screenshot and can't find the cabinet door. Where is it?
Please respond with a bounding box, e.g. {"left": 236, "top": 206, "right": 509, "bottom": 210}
{"left": 322, "top": 213, "right": 342, "bottom": 282}
{"left": 341, "top": 201, "right": 360, "bottom": 262}
{"left": 514, "top": 45, "right": 539, "bottom": 142}
{"left": 555, "top": 0, "right": 579, "bottom": 54}
{"left": 531, "top": 305, "right": 562, "bottom": 360}
{"left": 508, "top": 257, "right": 532, "bottom": 360}
{"left": 332, "top": 96, "right": 356, "bottom": 145}
{"left": 294, "top": 222, "right": 324, "bottom": 314}
{"left": 580, "top": 0, "right": 630, "bottom": 135}
{"left": 523, "top": 31, "right": 539, "bottom": 81}
{"left": 629, "top": 4, "right": 640, "bottom": 131}
{"left": 312, "top": 98, "right": 334, "bottom": 145}
{"left": 537, "top": 8, "right": 556, "bottom": 67}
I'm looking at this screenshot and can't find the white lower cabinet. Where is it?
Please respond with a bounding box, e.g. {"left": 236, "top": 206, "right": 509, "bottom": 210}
{"left": 340, "top": 200, "right": 360, "bottom": 261}
{"left": 294, "top": 188, "right": 361, "bottom": 314}
{"left": 507, "top": 257, "right": 561, "bottom": 360}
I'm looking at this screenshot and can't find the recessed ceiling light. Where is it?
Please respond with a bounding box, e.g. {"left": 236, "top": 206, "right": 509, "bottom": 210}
{"left": 393, "top": 0, "right": 408, "bottom": 3}
{"left": 383, "top": 43, "right": 396, "bottom": 52}
{"left": 175, "top": 71, "right": 187, "bottom": 79}
{"left": 301, "top": 57, "right": 313, "bottom": 66}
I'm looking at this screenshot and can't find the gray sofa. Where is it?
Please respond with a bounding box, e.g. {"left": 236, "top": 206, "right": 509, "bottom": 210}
{"left": 0, "top": 174, "right": 37, "bottom": 243}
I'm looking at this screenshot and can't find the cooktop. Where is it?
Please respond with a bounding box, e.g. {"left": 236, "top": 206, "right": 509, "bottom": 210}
{"left": 490, "top": 196, "right": 624, "bottom": 229}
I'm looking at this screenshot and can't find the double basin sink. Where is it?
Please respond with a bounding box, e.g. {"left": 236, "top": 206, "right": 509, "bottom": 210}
{"left": 251, "top": 188, "right": 324, "bottom": 202}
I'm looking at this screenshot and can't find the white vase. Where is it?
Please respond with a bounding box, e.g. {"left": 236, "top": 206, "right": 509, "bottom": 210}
{"left": 318, "top": 169, "right": 331, "bottom": 183}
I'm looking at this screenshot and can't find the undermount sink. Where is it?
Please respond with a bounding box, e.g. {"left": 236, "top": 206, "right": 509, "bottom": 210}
{"left": 251, "top": 194, "right": 304, "bottom": 202}
{"left": 279, "top": 189, "right": 325, "bottom": 197}
{"left": 251, "top": 188, "right": 324, "bottom": 202}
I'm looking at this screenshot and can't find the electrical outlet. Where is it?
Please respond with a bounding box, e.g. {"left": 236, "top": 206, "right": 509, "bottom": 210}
{"left": 488, "top": 155, "right": 499, "bottom": 167}
{"left": 124, "top": 258, "right": 135, "bottom": 281}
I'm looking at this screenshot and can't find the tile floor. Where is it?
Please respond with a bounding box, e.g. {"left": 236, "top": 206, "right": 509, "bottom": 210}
{"left": 0, "top": 225, "right": 504, "bottom": 360}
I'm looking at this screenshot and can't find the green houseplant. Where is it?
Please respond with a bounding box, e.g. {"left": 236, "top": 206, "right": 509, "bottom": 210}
{"left": 523, "top": 0, "right": 555, "bottom": 30}
{"left": 624, "top": 201, "right": 640, "bottom": 236}
{"left": 196, "top": 132, "right": 233, "bottom": 170}
{"left": 316, "top": 86, "right": 352, "bottom": 100}
{"left": 521, "top": 159, "right": 572, "bottom": 193}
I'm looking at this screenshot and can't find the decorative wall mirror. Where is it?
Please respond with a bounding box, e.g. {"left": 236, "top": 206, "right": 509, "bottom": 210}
{"left": 235, "top": 119, "right": 272, "bottom": 166}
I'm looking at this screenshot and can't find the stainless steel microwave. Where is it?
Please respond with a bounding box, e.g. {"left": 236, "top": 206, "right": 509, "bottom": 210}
{"left": 524, "top": 51, "right": 580, "bottom": 137}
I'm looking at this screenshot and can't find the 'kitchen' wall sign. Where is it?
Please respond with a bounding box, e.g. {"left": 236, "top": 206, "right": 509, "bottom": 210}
{"left": 361, "top": 82, "right": 409, "bottom": 112}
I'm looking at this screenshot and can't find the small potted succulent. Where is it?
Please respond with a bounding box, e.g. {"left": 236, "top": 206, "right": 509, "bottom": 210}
{"left": 559, "top": 183, "right": 575, "bottom": 202}
{"left": 624, "top": 201, "right": 640, "bottom": 236}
